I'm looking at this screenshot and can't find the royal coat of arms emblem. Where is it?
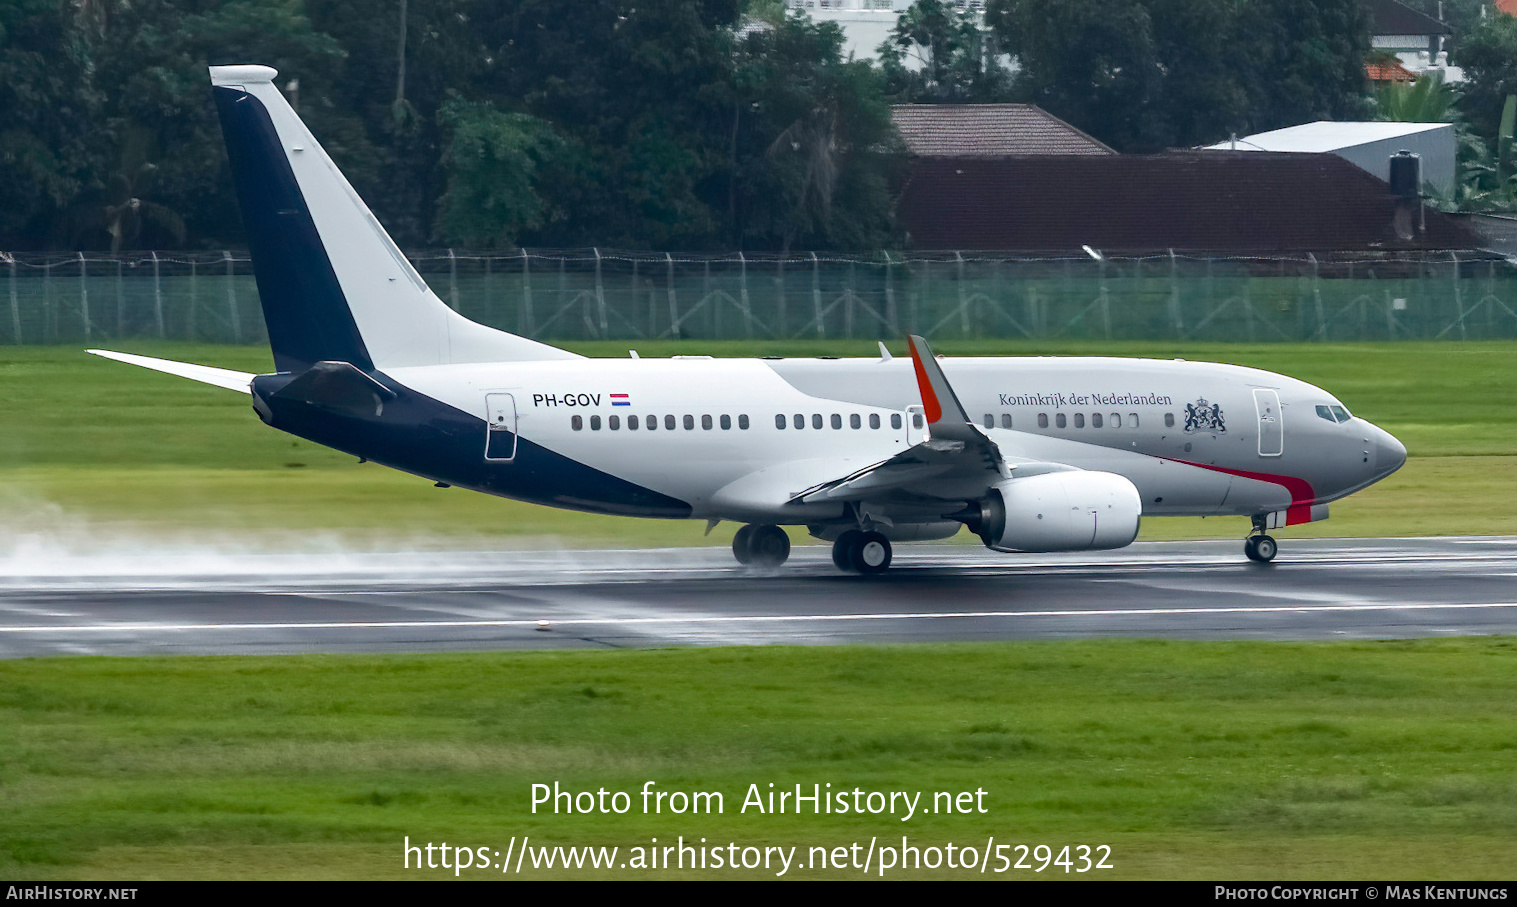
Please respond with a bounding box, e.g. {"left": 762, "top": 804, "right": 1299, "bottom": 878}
{"left": 1184, "top": 398, "right": 1226, "bottom": 434}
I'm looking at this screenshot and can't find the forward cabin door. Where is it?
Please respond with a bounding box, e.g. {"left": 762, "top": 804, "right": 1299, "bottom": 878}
{"left": 1253, "top": 388, "right": 1283, "bottom": 457}
{"left": 485, "top": 392, "right": 518, "bottom": 462}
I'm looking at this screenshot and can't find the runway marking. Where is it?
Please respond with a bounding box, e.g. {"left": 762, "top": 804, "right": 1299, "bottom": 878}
{"left": 4, "top": 601, "right": 1517, "bottom": 633}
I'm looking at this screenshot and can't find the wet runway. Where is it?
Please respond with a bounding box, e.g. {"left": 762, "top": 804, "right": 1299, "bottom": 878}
{"left": 2, "top": 537, "right": 1516, "bottom": 656}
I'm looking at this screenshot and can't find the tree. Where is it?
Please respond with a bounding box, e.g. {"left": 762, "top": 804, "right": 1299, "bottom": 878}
{"left": 985, "top": 0, "right": 1372, "bottom": 152}
{"left": 730, "top": 14, "right": 899, "bottom": 250}
{"left": 1454, "top": 12, "right": 1517, "bottom": 147}
{"left": 878, "top": 0, "right": 1015, "bottom": 104}
{"left": 0, "top": 0, "right": 99, "bottom": 249}
{"left": 1233, "top": 0, "right": 1373, "bottom": 133}
{"left": 433, "top": 101, "right": 570, "bottom": 248}
{"left": 987, "top": 0, "right": 1164, "bottom": 150}
{"left": 1375, "top": 70, "right": 1456, "bottom": 124}
{"left": 306, "top": 0, "right": 483, "bottom": 247}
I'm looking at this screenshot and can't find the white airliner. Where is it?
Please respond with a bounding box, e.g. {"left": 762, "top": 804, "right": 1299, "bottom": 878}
{"left": 91, "top": 65, "right": 1407, "bottom": 573}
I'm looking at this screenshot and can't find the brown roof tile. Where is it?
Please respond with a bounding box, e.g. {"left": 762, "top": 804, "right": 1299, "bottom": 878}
{"left": 1367, "top": 60, "right": 1416, "bottom": 81}
{"left": 891, "top": 104, "right": 1116, "bottom": 158}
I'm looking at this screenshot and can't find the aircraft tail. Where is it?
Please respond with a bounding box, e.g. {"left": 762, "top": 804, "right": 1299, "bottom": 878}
{"left": 209, "top": 65, "right": 579, "bottom": 372}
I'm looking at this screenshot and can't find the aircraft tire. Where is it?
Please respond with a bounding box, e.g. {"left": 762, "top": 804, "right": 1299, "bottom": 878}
{"left": 749, "top": 524, "right": 791, "bottom": 567}
{"left": 1252, "top": 534, "right": 1278, "bottom": 563}
{"left": 1243, "top": 536, "right": 1260, "bottom": 561}
{"left": 851, "top": 532, "right": 892, "bottom": 574}
{"left": 732, "top": 524, "right": 757, "bottom": 565}
{"left": 832, "top": 531, "right": 863, "bottom": 571}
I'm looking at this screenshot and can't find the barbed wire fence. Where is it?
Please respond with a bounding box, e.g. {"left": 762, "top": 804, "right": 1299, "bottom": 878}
{"left": 3, "top": 248, "right": 1516, "bottom": 346}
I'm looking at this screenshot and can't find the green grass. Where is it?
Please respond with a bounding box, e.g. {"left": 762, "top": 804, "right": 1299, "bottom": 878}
{"left": 2, "top": 640, "right": 1515, "bottom": 880}
{"left": 1, "top": 340, "right": 1514, "bottom": 543}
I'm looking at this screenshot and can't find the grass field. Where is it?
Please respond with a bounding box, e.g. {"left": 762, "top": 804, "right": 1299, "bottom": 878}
{"left": 1, "top": 339, "right": 1514, "bottom": 546}
{"left": 2, "top": 640, "right": 1515, "bottom": 880}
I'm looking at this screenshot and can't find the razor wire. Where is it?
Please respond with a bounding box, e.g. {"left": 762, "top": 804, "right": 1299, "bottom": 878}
{"left": 3, "top": 248, "right": 1516, "bottom": 346}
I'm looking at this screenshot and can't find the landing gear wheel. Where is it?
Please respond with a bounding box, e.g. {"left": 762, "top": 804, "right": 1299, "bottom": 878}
{"left": 747, "top": 524, "right": 791, "bottom": 568}
{"left": 732, "top": 524, "right": 756, "bottom": 565}
{"left": 851, "top": 531, "right": 892, "bottom": 574}
{"left": 1245, "top": 534, "right": 1278, "bottom": 563}
{"left": 832, "top": 530, "right": 863, "bottom": 571}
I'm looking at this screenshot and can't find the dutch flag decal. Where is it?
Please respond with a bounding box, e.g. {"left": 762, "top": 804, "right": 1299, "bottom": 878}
{"left": 611, "top": 393, "right": 631, "bottom": 406}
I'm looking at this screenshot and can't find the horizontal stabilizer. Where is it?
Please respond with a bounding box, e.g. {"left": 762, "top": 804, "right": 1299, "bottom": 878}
{"left": 87, "top": 349, "right": 254, "bottom": 392}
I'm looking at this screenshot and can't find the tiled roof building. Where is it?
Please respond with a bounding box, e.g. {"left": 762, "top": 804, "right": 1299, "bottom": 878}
{"left": 892, "top": 104, "right": 1116, "bottom": 158}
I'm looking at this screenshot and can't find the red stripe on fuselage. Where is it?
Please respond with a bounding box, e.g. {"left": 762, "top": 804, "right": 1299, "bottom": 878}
{"left": 1171, "top": 458, "right": 1317, "bottom": 524}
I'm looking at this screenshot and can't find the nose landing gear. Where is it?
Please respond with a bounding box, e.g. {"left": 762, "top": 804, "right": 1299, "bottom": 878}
{"left": 1244, "top": 534, "right": 1278, "bottom": 562}
{"left": 1245, "top": 515, "right": 1278, "bottom": 563}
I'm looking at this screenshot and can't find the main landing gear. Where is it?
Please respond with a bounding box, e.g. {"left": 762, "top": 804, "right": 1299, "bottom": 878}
{"left": 1244, "top": 515, "right": 1278, "bottom": 563}
{"left": 732, "top": 523, "right": 790, "bottom": 568}
{"left": 832, "top": 530, "right": 892, "bottom": 575}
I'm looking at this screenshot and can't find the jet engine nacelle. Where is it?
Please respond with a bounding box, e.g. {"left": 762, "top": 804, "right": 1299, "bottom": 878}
{"left": 976, "top": 471, "right": 1141, "bottom": 552}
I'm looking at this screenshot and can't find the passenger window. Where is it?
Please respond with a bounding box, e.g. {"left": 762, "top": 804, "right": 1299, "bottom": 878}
{"left": 891, "top": 414, "right": 902, "bottom": 429}
{"left": 869, "top": 413, "right": 880, "bottom": 429}
{"left": 1129, "top": 413, "right": 1138, "bottom": 428}
{"left": 739, "top": 414, "right": 749, "bottom": 430}
{"left": 572, "top": 415, "right": 583, "bottom": 431}
{"left": 912, "top": 413, "right": 924, "bottom": 429}
{"left": 1074, "top": 413, "right": 1085, "bottom": 428}
{"left": 1056, "top": 414, "right": 1067, "bottom": 428}
{"left": 1001, "top": 414, "right": 1013, "bottom": 429}
{"left": 1092, "top": 413, "right": 1103, "bottom": 428}
{"left": 646, "top": 414, "right": 656, "bottom": 430}
{"left": 775, "top": 414, "right": 786, "bottom": 429}
{"left": 665, "top": 414, "right": 676, "bottom": 430}
{"left": 812, "top": 414, "right": 823, "bottom": 430}
{"left": 831, "top": 414, "right": 842, "bottom": 430}
{"left": 702, "top": 414, "right": 713, "bottom": 430}
{"left": 628, "top": 414, "right": 639, "bottom": 430}
{"left": 1164, "top": 413, "right": 1175, "bottom": 428}
{"left": 684, "top": 415, "right": 695, "bottom": 430}
{"left": 794, "top": 414, "right": 804, "bottom": 429}
{"left": 983, "top": 414, "right": 994, "bottom": 428}
{"left": 591, "top": 415, "right": 602, "bottom": 430}
{"left": 721, "top": 415, "right": 732, "bottom": 430}
{"left": 1110, "top": 413, "right": 1120, "bottom": 428}
{"left": 609, "top": 415, "right": 620, "bottom": 430}
{"left": 850, "top": 413, "right": 861, "bottom": 429}
{"left": 1038, "top": 413, "right": 1048, "bottom": 429}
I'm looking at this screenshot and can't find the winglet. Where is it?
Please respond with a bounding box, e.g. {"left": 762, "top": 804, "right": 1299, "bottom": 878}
{"left": 907, "top": 335, "right": 970, "bottom": 428}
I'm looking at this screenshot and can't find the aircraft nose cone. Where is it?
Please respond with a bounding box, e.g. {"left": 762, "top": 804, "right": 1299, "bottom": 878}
{"left": 1374, "top": 427, "right": 1407, "bottom": 475}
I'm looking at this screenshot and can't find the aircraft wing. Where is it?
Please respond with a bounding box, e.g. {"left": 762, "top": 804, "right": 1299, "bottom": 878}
{"left": 790, "top": 335, "right": 1072, "bottom": 506}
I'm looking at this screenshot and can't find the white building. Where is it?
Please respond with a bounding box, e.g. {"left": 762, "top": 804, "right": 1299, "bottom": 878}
{"left": 1201, "top": 121, "right": 1456, "bottom": 197}
{"left": 784, "top": 0, "right": 983, "bottom": 62}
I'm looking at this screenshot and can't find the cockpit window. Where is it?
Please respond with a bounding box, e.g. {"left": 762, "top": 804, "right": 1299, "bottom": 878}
{"left": 1316, "top": 404, "right": 1354, "bottom": 424}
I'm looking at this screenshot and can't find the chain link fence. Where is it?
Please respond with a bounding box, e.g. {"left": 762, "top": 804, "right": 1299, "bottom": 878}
{"left": 5, "top": 248, "right": 1516, "bottom": 346}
